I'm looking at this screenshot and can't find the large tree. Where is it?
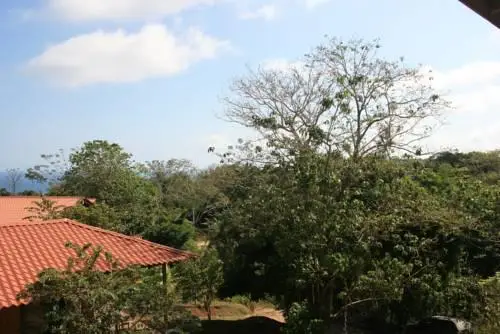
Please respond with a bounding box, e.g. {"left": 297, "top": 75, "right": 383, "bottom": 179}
{"left": 224, "top": 38, "right": 449, "bottom": 161}
{"left": 31, "top": 140, "right": 160, "bottom": 235}
{"left": 214, "top": 153, "right": 491, "bottom": 331}
{"left": 62, "top": 140, "right": 136, "bottom": 200}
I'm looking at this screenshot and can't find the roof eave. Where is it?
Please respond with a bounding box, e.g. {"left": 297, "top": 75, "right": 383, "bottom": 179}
{"left": 460, "top": 0, "right": 500, "bottom": 29}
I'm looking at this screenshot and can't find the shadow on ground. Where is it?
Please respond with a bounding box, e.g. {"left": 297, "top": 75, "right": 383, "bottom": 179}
{"left": 201, "top": 316, "right": 283, "bottom": 334}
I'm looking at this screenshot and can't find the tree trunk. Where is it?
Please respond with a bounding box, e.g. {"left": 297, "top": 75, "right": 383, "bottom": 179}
{"left": 205, "top": 300, "right": 212, "bottom": 321}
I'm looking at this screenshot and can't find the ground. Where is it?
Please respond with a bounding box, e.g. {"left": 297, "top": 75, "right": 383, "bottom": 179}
{"left": 201, "top": 317, "right": 283, "bottom": 334}
{"left": 186, "top": 301, "right": 285, "bottom": 334}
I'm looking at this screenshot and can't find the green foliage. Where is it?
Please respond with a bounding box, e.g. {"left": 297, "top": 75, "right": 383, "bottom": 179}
{"left": 213, "top": 151, "right": 500, "bottom": 331}
{"left": 143, "top": 159, "right": 230, "bottom": 229}
{"left": 224, "top": 294, "right": 261, "bottom": 312}
{"left": 36, "top": 140, "right": 163, "bottom": 237}
{"left": 63, "top": 202, "right": 121, "bottom": 231}
{"left": 24, "top": 197, "right": 65, "bottom": 221}
{"left": 17, "top": 242, "right": 200, "bottom": 334}
{"left": 25, "top": 167, "right": 48, "bottom": 184}
{"left": 429, "top": 150, "right": 500, "bottom": 184}
{"left": 65, "top": 204, "right": 196, "bottom": 250}
{"left": 21, "top": 140, "right": 500, "bottom": 332}
{"left": 176, "top": 248, "right": 224, "bottom": 320}
{"left": 477, "top": 272, "right": 500, "bottom": 333}
{"left": 143, "top": 211, "right": 196, "bottom": 249}
{"left": 283, "top": 301, "right": 325, "bottom": 334}
{"left": 62, "top": 140, "right": 133, "bottom": 198}
{"left": 226, "top": 294, "right": 252, "bottom": 306}
{"left": 18, "top": 189, "right": 40, "bottom": 196}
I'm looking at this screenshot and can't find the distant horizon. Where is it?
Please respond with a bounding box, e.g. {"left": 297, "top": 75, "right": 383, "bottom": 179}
{"left": 2, "top": 144, "right": 500, "bottom": 172}
{"left": 2, "top": 146, "right": 500, "bottom": 194}
{"left": 0, "top": 171, "right": 47, "bottom": 193}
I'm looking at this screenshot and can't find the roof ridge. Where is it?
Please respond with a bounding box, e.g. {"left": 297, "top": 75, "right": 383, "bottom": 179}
{"left": 0, "top": 220, "right": 62, "bottom": 227}
{"left": 0, "top": 219, "right": 193, "bottom": 257}
{"left": 61, "top": 219, "right": 193, "bottom": 257}
{"left": 0, "top": 196, "right": 87, "bottom": 198}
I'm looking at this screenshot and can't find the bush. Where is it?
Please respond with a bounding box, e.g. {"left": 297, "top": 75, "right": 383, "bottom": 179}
{"left": 476, "top": 272, "right": 500, "bottom": 333}
{"left": 143, "top": 213, "right": 196, "bottom": 249}
{"left": 226, "top": 294, "right": 257, "bottom": 313}
{"left": 63, "top": 202, "right": 120, "bottom": 231}
{"left": 226, "top": 294, "right": 251, "bottom": 306}
{"left": 283, "top": 301, "right": 325, "bottom": 334}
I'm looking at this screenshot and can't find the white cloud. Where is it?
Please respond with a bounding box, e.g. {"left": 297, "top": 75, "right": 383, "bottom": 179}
{"left": 25, "top": 24, "right": 231, "bottom": 87}
{"left": 431, "top": 61, "right": 500, "bottom": 114}
{"left": 302, "top": 0, "right": 331, "bottom": 9}
{"left": 41, "top": 0, "right": 225, "bottom": 21}
{"left": 239, "top": 4, "right": 278, "bottom": 21}
{"left": 416, "top": 61, "right": 500, "bottom": 153}
{"left": 432, "top": 61, "right": 500, "bottom": 89}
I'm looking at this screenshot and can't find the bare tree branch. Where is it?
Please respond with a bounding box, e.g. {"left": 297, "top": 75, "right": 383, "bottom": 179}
{"left": 5, "top": 168, "right": 23, "bottom": 194}
{"left": 222, "top": 37, "right": 450, "bottom": 162}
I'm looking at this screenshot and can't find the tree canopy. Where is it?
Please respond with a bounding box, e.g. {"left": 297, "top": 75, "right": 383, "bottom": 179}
{"left": 224, "top": 38, "right": 448, "bottom": 162}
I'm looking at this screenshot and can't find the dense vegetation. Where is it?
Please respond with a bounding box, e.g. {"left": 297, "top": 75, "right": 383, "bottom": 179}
{"left": 14, "top": 38, "right": 500, "bottom": 333}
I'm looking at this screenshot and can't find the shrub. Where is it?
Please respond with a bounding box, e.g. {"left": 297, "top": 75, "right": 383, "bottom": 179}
{"left": 477, "top": 272, "right": 500, "bottom": 333}
{"left": 143, "top": 214, "right": 196, "bottom": 249}
{"left": 283, "top": 301, "right": 325, "bottom": 334}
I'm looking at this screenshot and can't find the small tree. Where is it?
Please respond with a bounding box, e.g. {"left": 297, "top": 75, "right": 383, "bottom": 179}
{"left": 23, "top": 197, "right": 65, "bottom": 221}
{"left": 177, "top": 248, "right": 224, "bottom": 320}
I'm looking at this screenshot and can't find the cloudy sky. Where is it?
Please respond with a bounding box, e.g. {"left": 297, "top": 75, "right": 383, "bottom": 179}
{"left": 0, "top": 0, "right": 499, "bottom": 169}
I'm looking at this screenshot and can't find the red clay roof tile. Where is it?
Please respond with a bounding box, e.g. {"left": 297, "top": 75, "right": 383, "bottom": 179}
{"left": 0, "top": 196, "right": 94, "bottom": 224}
{"left": 0, "top": 219, "right": 192, "bottom": 309}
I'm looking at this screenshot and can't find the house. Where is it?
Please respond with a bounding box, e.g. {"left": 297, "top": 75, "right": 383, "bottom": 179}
{"left": 459, "top": 0, "right": 500, "bottom": 28}
{"left": 0, "top": 219, "right": 193, "bottom": 333}
{"left": 0, "top": 196, "right": 95, "bottom": 224}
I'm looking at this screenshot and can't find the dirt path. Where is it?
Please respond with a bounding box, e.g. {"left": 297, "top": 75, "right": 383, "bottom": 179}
{"left": 249, "top": 307, "right": 285, "bottom": 323}
{"left": 186, "top": 303, "right": 285, "bottom": 323}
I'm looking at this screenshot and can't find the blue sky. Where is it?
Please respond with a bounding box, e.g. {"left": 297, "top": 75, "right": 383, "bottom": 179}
{"left": 1, "top": 0, "right": 500, "bottom": 170}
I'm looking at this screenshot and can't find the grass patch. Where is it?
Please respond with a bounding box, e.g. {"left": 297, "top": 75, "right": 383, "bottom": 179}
{"left": 184, "top": 295, "right": 284, "bottom": 324}
{"left": 224, "top": 294, "right": 278, "bottom": 312}
{"left": 185, "top": 301, "right": 250, "bottom": 320}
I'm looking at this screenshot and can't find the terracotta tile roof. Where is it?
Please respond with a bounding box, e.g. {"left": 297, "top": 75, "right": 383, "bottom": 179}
{"left": 0, "top": 219, "right": 193, "bottom": 309}
{"left": 0, "top": 196, "right": 94, "bottom": 224}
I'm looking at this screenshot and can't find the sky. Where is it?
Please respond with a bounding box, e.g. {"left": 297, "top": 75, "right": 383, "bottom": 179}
{"left": 1, "top": 0, "right": 500, "bottom": 170}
